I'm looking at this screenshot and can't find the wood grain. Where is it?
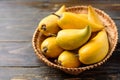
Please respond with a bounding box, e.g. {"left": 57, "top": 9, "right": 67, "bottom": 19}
{"left": 1, "top": 64, "right": 120, "bottom": 80}
{"left": 0, "top": 42, "right": 45, "bottom": 66}
{"left": 0, "top": 0, "right": 120, "bottom": 79}
{"left": 0, "top": 1, "right": 119, "bottom": 41}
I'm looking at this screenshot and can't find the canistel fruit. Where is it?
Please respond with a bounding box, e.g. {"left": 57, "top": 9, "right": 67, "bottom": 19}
{"left": 58, "top": 51, "right": 80, "bottom": 68}
{"left": 79, "top": 29, "right": 109, "bottom": 64}
{"left": 57, "top": 12, "right": 104, "bottom": 32}
{"left": 56, "top": 26, "right": 91, "bottom": 50}
{"left": 38, "top": 5, "right": 66, "bottom": 36}
{"left": 41, "top": 37, "right": 63, "bottom": 58}
{"left": 38, "top": 5, "right": 109, "bottom": 68}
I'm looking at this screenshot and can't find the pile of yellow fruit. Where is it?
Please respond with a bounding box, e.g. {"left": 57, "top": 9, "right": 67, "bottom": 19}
{"left": 38, "top": 5, "right": 109, "bottom": 68}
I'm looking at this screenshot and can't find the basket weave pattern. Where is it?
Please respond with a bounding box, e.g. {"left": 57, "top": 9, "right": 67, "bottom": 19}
{"left": 32, "top": 6, "right": 118, "bottom": 75}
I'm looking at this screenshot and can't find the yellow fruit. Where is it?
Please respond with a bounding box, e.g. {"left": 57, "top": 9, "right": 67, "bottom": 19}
{"left": 78, "top": 13, "right": 88, "bottom": 19}
{"left": 88, "top": 5, "right": 103, "bottom": 26}
{"left": 55, "top": 5, "right": 66, "bottom": 15}
{"left": 58, "top": 51, "right": 80, "bottom": 68}
{"left": 79, "top": 29, "right": 109, "bottom": 64}
{"left": 57, "top": 12, "right": 104, "bottom": 32}
{"left": 41, "top": 37, "right": 63, "bottom": 58}
{"left": 38, "top": 5, "right": 66, "bottom": 36}
{"left": 56, "top": 26, "right": 91, "bottom": 50}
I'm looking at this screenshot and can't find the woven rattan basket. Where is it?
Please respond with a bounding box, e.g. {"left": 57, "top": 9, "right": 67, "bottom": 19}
{"left": 32, "top": 6, "right": 118, "bottom": 75}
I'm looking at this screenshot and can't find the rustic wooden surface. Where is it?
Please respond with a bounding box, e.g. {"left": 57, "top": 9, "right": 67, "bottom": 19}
{"left": 0, "top": 0, "right": 120, "bottom": 80}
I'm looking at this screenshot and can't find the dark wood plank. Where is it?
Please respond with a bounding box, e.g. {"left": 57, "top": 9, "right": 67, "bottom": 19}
{"left": 0, "top": 1, "right": 119, "bottom": 41}
{"left": 1, "top": 60, "right": 120, "bottom": 80}
{"left": 6, "top": 1, "right": 120, "bottom": 19}
{"left": 0, "top": 41, "right": 44, "bottom": 66}
{"left": 0, "top": 0, "right": 120, "bottom": 79}
{"left": 114, "top": 20, "right": 120, "bottom": 42}
{"left": 1, "top": 0, "right": 120, "bottom": 4}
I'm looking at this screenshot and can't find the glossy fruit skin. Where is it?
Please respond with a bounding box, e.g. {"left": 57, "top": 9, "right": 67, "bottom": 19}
{"left": 78, "top": 13, "right": 88, "bottom": 19}
{"left": 79, "top": 29, "right": 109, "bottom": 64}
{"left": 56, "top": 26, "right": 91, "bottom": 50}
{"left": 38, "top": 15, "right": 60, "bottom": 36}
{"left": 57, "top": 12, "right": 104, "bottom": 32}
{"left": 88, "top": 5, "right": 103, "bottom": 26}
{"left": 41, "top": 37, "right": 63, "bottom": 58}
{"left": 38, "top": 5, "right": 65, "bottom": 36}
{"left": 58, "top": 51, "right": 80, "bottom": 68}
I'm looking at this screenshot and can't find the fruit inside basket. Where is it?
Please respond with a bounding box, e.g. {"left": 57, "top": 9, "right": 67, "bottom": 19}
{"left": 32, "top": 5, "right": 118, "bottom": 75}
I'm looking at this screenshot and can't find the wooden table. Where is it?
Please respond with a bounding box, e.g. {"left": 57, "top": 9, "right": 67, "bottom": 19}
{"left": 0, "top": 0, "right": 120, "bottom": 80}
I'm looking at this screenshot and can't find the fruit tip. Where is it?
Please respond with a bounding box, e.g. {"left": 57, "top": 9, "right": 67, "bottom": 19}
{"left": 86, "top": 25, "right": 91, "bottom": 31}
{"left": 88, "top": 5, "right": 94, "bottom": 12}
{"left": 88, "top": 5, "right": 93, "bottom": 8}
{"left": 42, "top": 47, "right": 48, "bottom": 54}
{"left": 61, "top": 5, "right": 66, "bottom": 9}
{"left": 57, "top": 5, "right": 66, "bottom": 12}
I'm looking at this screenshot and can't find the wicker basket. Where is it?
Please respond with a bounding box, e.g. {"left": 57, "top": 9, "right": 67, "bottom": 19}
{"left": 32, "top": 6, "right": 118, "bottom": 75}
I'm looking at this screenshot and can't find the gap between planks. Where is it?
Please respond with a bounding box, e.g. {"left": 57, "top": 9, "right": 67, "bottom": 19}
{"left": 0, "top": 66, "right": 42, "bottom": 68}
{"left": 0, "top": 40, "right": 31, "bottom": 42}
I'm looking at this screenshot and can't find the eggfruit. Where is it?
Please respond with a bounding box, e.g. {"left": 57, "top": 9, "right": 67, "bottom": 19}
{"left": 41, "top": 37, "right": 63, "bottom": 58}
{"left": 58, "top": 51, "right": 80, "bottom": 68}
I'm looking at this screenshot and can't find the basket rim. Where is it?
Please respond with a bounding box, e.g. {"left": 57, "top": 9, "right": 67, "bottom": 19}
{"left": 32, "top": 5, "right": 118, "bottom": 73}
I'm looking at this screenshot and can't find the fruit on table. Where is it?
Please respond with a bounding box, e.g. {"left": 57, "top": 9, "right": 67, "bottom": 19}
{"left": 88, "top": 5, "right": 103, "bottom": 26}
{"left": 41, "top": 37, "right": 63, "bottom": 58}
{"left": 56, "top": 26, "right": 91, "bottom": 50}
{"left": 57, "top": 12, "right": 104, "bottom": 32}
{"left": 38, "top": 5, "right": 65, "bottom": 36}
{"left": 58, "top": 51, "right": 80, "bottom": 68}
{"left": 79, "top": 29, "right": 109, "bottom": 64}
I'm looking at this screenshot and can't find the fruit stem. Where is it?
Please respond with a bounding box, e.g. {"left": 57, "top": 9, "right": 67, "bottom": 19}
{"left": 58, "top": 60, "right": 62, "bottom": 66}
{"left": 42, "top": 47, "right": 48, "bottom": 53}
{"left": 52, "top": 13, "right": 61, "bottom": 18}
{"left": 41, "top": 24, "right": 46, "bottom": 31}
